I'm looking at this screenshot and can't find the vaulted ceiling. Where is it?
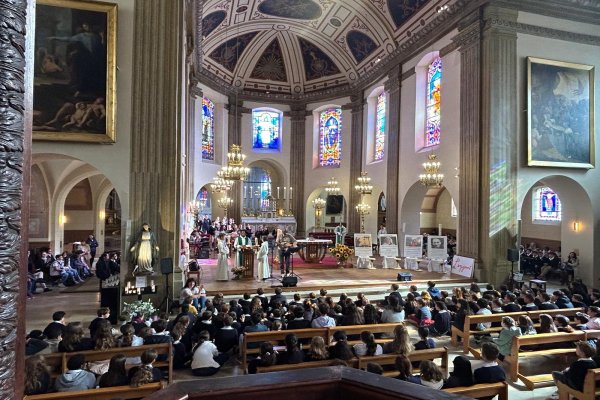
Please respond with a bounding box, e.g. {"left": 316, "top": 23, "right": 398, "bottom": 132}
{"left": 200, "top": 0, "right": 443, "bottom": 96}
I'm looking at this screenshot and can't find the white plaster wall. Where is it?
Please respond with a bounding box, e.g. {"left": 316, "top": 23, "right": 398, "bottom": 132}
{"left": 436, "top": 189, "right": 457, "bottom": 230}
{"left": 515, "top": 12, "right": 600, "bottom": 284}
{"left": 64, "top": 211, "right": 94, "bottom": 230}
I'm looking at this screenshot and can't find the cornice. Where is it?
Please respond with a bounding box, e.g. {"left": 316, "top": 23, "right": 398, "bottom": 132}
{"left": 514, "top": 22, "right": 600, "bottom": 46}
{"left": 452, "top": 18, "right": 482, "bottom": 50}
{"left": 495, "top": 0, "right": 600, "bottom": 26}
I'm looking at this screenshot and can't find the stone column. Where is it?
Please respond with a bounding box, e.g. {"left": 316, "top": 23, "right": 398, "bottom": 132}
{"left": 479, "top": 6, "right": 519, "bottom": 284}
{"left": 453, "top": 14, "right": 482, "bottom": 261}
{"left": 129, "top": 0, "right": 183, "bottom": 291}
{"left": 384, "top": 67, "right": 401, "bottom": 233}
{"left": 1, "top": 1, "right": 32, "bottom": 397}
{"left": 287, "top": 105, "right": 308, "bottom": 236}
{"left": 343, "top": 95, "right": 365, "bottom": 234}
{"left": 225, "top": 97, "right": 245, "bottom": 224}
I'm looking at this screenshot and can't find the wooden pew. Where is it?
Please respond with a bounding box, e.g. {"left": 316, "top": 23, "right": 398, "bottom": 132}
{"left": 357, "top": 347, "right": 449, "bottom": 378}
{"left": 256, "top": 358, "right": 359, "bottom": 373}
{"left": 444, "top": 382, "right": 508, "bottom": 400}
{"left": 452, "top": 308, "right": 583, "bottom": 354}
{"left": 506, "top": 331, "right": 586, "bottom": 389}
{"left": 556, "top": 367, "right": 600, "bottom": 400}
{"left": 38, "top": 343, "right": 173, "bottom": 383}
{"left": 241, "top": 328, "right": 328, "bottom": 373}
{"left": 23, "top": 382, "right": 165, "bottom": 400}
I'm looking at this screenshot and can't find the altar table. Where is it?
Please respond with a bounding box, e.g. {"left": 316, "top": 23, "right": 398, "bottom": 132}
{"left": 296, "top": 239, "right": 332, "bottom": 263}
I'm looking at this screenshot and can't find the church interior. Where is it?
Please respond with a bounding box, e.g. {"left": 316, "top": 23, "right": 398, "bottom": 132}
{"left": 2, "top": 0, "right": 600, "bottom": 399}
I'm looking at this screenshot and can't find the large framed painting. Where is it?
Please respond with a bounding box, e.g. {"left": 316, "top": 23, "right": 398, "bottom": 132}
{"left": 33, "top": 0, "right": 117, "bottom": 142}
{"left": 527, "top": 57, "right": 595, "bottom": 168}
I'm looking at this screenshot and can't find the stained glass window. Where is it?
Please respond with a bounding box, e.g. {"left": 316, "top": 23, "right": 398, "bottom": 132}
{"left": 253, "top": 110, "right": 281, "bottom": 150}
{"left": 533, "top": 187, "right": 561, "bottom": 222}
{"left": 425, "top": 57, "right": 442, "bottom": 147}
{"left": 201, "top": 97, "right": 215, "bottom": 160}
{"left": 319, "top": 108, "right": 342, "bottom": 167}
{"left": 375, "top": 91, "right": 386, "bottom": 161}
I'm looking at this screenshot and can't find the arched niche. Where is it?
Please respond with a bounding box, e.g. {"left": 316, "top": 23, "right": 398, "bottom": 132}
{"left": 518, "top": 175, "right": 594, "bottom": 284}
{"left": 305, "top": 187, "right": 347, "bottom": 232}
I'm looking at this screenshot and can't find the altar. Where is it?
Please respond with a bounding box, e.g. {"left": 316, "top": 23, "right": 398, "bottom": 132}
{"left": 241, "top": 216, "right": 297, "bottom": 235}
{"left": 296, "top": 239, "right": 332, "bottom": 263}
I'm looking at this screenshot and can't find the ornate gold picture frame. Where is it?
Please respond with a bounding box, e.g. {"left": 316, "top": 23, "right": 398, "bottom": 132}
{"left": 527, "top": 57, "right": 595, "bottom": 168}
{"left": 33, "top": 0, "right": 117, "bottom": 143}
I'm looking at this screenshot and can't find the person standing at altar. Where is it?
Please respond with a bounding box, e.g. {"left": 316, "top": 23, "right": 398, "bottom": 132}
{"left": 334, "top": 223, "right": 347, "bottom": 246}
{"left": 234, "top": 230, "right": 252, "bottom": 268}
{"left": 257, "top": 238, "right": 270, "bottom": 281}
{"left": 216, "top": 233, "right": 230, "bottom": 281}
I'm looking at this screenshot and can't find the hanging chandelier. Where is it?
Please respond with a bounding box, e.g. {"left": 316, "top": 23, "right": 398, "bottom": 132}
{"left": 216, "top": 196, "right": 233, "bottom": 210}
{"left": 312, "top": 197, "right": 326, "bottom": 210}
{"left": 218, "top": 144, "right": 250, "bottom": 181}
{"left": 325, "top": 177, "right": 340, "bottom": 193}
{"left": 354, "top": 171, "right": 373, "bottom": 195}
{"left": 419, "top": 154, "right": 444, "bottom": 187}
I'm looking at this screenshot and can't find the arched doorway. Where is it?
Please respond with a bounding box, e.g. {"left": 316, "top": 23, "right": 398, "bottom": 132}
{"left": 305, "top": 188, "right": 347, "bottom": 232}
{"left": 519, "top": 176, "right": 594, "bottom": 283}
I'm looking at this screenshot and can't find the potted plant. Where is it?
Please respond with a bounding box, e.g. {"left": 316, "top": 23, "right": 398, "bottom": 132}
{"left": 328, "top": 244, "right": 354, "bottom": 268}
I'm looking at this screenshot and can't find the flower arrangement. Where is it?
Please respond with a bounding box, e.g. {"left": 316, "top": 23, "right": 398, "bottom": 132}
{"left": 328, "top": 244, "right": 354, "bottom": 267}
{"left": 122, "top": 299, "right": 156, "bottom": 319}
{"left": 231, "top": 265, "right": 247, "bottom": 279}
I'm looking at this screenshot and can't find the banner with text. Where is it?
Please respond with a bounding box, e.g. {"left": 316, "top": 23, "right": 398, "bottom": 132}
{"left": 403, "top": 235, "right": 423, "bottom": 258}
{"left": 451, "top": 255, "right": 475, "bottom": 278}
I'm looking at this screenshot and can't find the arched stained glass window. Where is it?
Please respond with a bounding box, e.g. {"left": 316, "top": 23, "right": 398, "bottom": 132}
{"left": 533, "top": 187, "right": 561, "bottom": 222}
{"left": 253, "top": 110, "right": 281, "bottom": 150}
{"left": 425, "top": 57, "right": 442, "bottom": 147}
{"left": 319, "top": 108, "right": 342, "bottom": 167}
{"left": 201, "top": 97, "right": 215, "bottom": 160}
{"left": 374, "top": 91, "right": 386, "bottom": 161}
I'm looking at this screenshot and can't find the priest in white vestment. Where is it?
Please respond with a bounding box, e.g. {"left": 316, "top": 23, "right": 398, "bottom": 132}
{"left": 257, "top": 238, "right": 270, "bottom": 281}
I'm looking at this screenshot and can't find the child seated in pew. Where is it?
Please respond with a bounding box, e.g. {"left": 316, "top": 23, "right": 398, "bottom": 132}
{"left": 555, "top": 315, "right": 576, "bottom": 333}
{"left": 307, "top": 336, "right": 329, "bottom": 361}
{"left": 518, "top": 315, "right": 537, "bottom": 335}
{"left": 442, "top": 355, "right": 474, "bottom": 388}
{"left": 430, "top": 302, "right": 451, "bottom": 336}
{"left": 473, "top": 342, "right": 506, "bottom": 385}
{"left": 277, "top": 333, "right": 306, "bottom": 364}
{"left": 494, "top": 316, "right": 521, "bottom": 361}
{"left": 353, "top": 331, "right": 383, "bottom": 356}
{"left": 190, "top": 331, "right": 228, "bottom": 376}
{"left": 99, "top": 354, "right": 129, "bottom": 388}
{"left": 55, "top": 354, "right": 97, "bottom": 392}
{"left": 24, "top": 355, "right": 52, "bottom": 396}
{"left": 248, "top": 342, "right": 277, "bottom": 374}
{"left": 394, "top": 355, "right": 421, "bottom": 385}
{"left": 171, "top": 332, "right": 189, "bottom": 369}
{"left": 129, "top": 349, "right": 163, "bottom": 384}
{"left": 329, "top": 331, "right": 354, "bottom": 361}
{"left": 419, "top": 360, "right": 444, "bottom": 389}
{"left": 366, "top": 362, "right": 384, "bottom": 375}
{"left": 414, "top": 327, "right": 436, "bottom": 350}
{"left": 550, "top": 340, "right": 597, "bottom": 398}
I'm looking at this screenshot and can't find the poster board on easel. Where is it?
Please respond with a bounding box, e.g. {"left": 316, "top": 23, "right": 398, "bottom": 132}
{"left": 403, "top": 235, "right": 423, "bottom": 258}
{"left": 354, "top": 233, "right": 373, "bottom": 258}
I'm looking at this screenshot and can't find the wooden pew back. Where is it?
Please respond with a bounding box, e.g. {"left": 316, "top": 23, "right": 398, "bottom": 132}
{"left": 257, "top": 359, "right": 359, "bottom": 373}
{"left": 23, "top": 382, "right": 164, "bottom": 400}
{"left": 357, "top": 347, "right": 449, "bottom": 378}
{"left": 444, "top": 382, "right": 508, "bottom": 400}
{"left": 556, "top": 367, "right": 600, "bottom": 400}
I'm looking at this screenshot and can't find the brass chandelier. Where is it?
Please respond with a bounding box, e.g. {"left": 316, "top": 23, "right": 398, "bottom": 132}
{"left": 325, "top": 177, "right": 340, "bottom": 193}
{"left": 419, "top": 154, "right": 444, "bottom": 187}
{"left": 218, "top": 144, "right": 250, "bottom": 181}
{"left": 211, "top": 177, "right": 233, "bottom": 193}
{"left": 354, "top": 172, "right": 373, "bottom": 195}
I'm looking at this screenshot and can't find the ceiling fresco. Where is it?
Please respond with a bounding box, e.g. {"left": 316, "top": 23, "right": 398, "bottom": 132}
{"left": 200, "top": 0, "right": 446, "bottom": 96}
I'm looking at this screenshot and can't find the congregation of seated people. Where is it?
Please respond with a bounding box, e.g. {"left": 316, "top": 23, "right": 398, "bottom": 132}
{"left": 519, "top": 244, "right": 580, "bottom": 284}
{"left": 24, "top": 278, "right": 600, "bottom": 398}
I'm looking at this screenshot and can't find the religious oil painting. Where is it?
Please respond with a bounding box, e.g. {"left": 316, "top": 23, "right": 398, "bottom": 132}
{"left": 527, "top": 57, "right": 595, "bottom": 168}
{"left": 33, "top": 0, "right": 117, "bottom": 143}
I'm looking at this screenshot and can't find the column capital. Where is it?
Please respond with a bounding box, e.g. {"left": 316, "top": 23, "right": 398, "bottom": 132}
{"left": 285, "top": 104, "right": 309, "bottom": 121}
{"left": 482, "top": 5, "right": 518, "bottom": 36}
{"left": 453, "top": 16, "right": 482, "bottom": 51}
{"left": 342, "top": 94, "right": 364, "bottom": 114}
{"left": 225, "top": 97, "right": 250, "bottom": 114}
{"left": 189, "top": 73, "right": 203, "bottom": 98}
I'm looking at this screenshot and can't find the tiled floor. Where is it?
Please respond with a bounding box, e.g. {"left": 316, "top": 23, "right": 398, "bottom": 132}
{"left": 26, "top": 284, "right": 566, "bottom": 400}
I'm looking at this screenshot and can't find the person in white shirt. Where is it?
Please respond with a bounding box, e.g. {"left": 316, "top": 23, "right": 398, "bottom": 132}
{"left": 352, "top": 331, "right": 383, "bottom": 356}
{"left": 191, "top": 331, "right": 229, "bottom": 376}
{"left": 584, "top": 306, "right": 600, "bottom": 330}
{"left": 311, "top": 304, "right": 336, "bottom": 328}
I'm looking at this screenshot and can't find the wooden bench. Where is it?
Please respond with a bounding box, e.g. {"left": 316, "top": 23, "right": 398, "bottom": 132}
{"left": 241, "top": 328, "right": 328, "bottom": 373}
{"left": 256, "top": 358, "right": 359, "bottom": 373}
{"left": 444, "top": 382, "right": 508, "bottom": 400}
{"left": 507, "top": 331, "right": 586, "bottom": 389}
{"left": 452, "top": 308, "right": 583, "bottom": 354}
{"left": 557, "top": 367, "right": 600, "bottom": 400}
{"left": 23, "top": 382, "right": 164, "bottom": 400}
{"left": 39, "top": 343, "right": 173, "bottom": 383}
{"left": 357, "top": 347, "right": 449, "bottom": 378}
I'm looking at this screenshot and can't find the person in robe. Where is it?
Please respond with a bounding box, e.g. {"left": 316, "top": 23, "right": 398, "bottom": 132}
{"left": 216, "top": 233, "right": 230, "bottom": 281}
{"left": 334, "top": 223, "right": 347, "bottom": 246}
{"left": 234, "top": 230, "right": 252, "bottom": 268}
{"left": 129, "top": 223, "right": 158, "bottom": 275}
{"left": 257, "top": 237, "right": 270, "bottom": 281}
